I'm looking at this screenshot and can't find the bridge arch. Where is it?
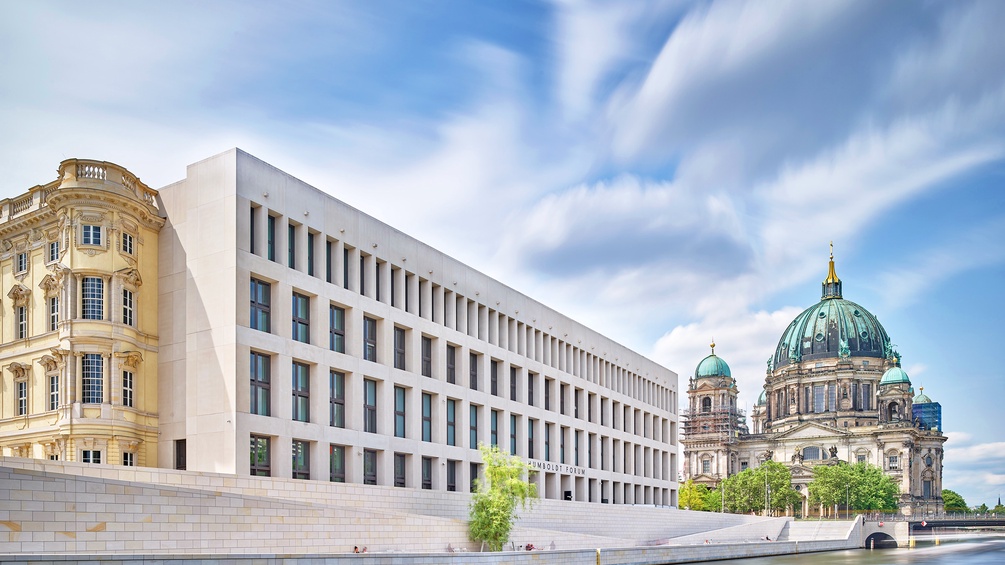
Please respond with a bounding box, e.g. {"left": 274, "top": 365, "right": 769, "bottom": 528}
{"left": 865, "top": 532, "right": 898, "bottom": 549}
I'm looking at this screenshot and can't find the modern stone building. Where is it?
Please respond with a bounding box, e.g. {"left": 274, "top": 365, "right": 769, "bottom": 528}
{"left": 1, "top": 149, "right": 679, "bottom": 507}
{"left": 682, "top": 250, "right": 946, "bottom": 516}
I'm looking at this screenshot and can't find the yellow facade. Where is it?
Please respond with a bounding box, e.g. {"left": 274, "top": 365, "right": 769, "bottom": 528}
{"left": 0, "top": 159, "right": 163, "bottom": 466}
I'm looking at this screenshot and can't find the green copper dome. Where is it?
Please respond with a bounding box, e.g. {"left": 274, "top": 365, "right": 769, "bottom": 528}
{"left": 913, "top": 387, "right": 932, "bottom": 404}
{"left": 695, "top": 341, "right": 731, "bottom": 379}
{"left": 756, "top": 389, "right": 767, "bottom": 406}
{"left": 881, "top": 365, "right": 911, "bottom": 386}
{"left": 772, "top": 252, "right": 891, "bottom": 368}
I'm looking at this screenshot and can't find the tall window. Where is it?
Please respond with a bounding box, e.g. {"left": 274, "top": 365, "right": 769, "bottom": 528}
{"left": 82, "top": 277, "right": 103, "bottom": 320}
{"left": 814, "top": 385, "right": 824, "bottom": 413}
{"left": 250, "top": 206, "right": 256, "bottom": 255}
{"left": 81, "top": 450, "right": 101, "bottom": 464}
{"left": 250, "top": 352, "right": 270, "bottom": 416}
{"left": 122, "top": 452, "right": 135, "bottom": 467}
{"left": 446, "top": 399, "right": 456, "bottom": 446}
{"left": 394, "top": 327, "right": 406, "bottom": 370}
{"left": 490, "top": 360, "right": 498, "bottom": 395}
{"left": 292, "top": 293, "right": 310, "bottom": 343}
{"left": 470, "top": 405, "right": 479, "bottom": 448}
{"left": 330, "top": 445, "right": 346, "bottom": 482}
{"left": 329, "top": 305, "right": 345, "bottom": 353}
{"left": 446, "top": 345, "right": 456, "bottom": 384}
{"left": 288, "top": 224, "right": 296, "bottom": 269}
{"left": 528, "top": 419, "right": 535, "bottom": 457}
{"left": 510, "top": 415, "right": 517, "bottom": 455}
{"left": 16, "top": 381, "right": 27, "bottom": 416}
{"left": 48, "top": 296, "right": 59, "bottom": 331}
{"left": 446, "top": 460, "right": 457, "bottom": 492}
{"left": 470, "top": 462, "right": 479, "bottom": 493}
{"left": 292, "top": 362, "right": 310, "bottom": 422}
{"left": 363, "top": 379, "right": 377, "bottom": 433}
{"left": 307, "top": 232, "right": 315, "bottom": 276}
{"left": 545, "top": 423, "right": 551, "bottom": 461}
{"left": 326, "top": 240, "right": 332, "bottom": 283}
{"left": 15, "top": 252, "right": 27, "bottom": 273}
{"left": 48, "top": 241, "right": 59, "bottom": 262}
{"left": 343, "top": 248, "right": 349, "bottom": 289}
{"left": 175, "top": 439, "right": 187, "bottom": 470}
{"left": 329, "top": 371, "right": 345, "bottom": 428}
{"left": 394, "top": 453, "right": 406, "bottom": 487}
{"left": 363, "top": 449, "right": 377, "bottom": 485}
{"left": 82, "top": 225, "right": 102, "bottom": 245}
{"left": 510, "top": 367, "right": 517, "bottom": 401}
{"left": 574, "top": 432, "right": 580, "bottom": 466}
{"left": 422, "top": 393, "right": 432, "bottom": 442}
{"left": 421, "top": 336, "right": 432, "bottom": 377}
{"left": 16, "top": 306, "right": 27, "bottom": 339}
{"left": 122, "top": 288, "right": 134, "bottom": 326}
{"left": 545, "top": 379, "right": 551, "bottom": 410}
{"left": 267, "top": 215, "right": 276, "bottom": 261}
{"left": 121, "top": 232, "right": 134, "bottom": 255}
{"left": 470, "top": 353, "right": 479, "bottom": 390}
{"left": 528, "top": 373, "right": 536, "bottom": 407}
{"left": 421, "top": 457, "right": 432, "bottom": 489}
{"left": 122, "top": 371, "right": 134, "bottom": 408}
{"left": 250, "top": 435, "right": 270, "bottom": 476}
{"left": 490, "top": 410, "right": 499, "bottom": 447}
{"left": 49, "top": 375, "right": 59, "bottom": 411}
{"left": 82, "top": 353, "right": 103, "bottom": 404}
{"left": 560, "top": 384, "right": 568, "bottom": 415}
{"left": 862, "top": 384, "right": 872, "bottom": 411}
{"left": 363, "top": 317, "right": 377, "bottom": 362}
{"left": 394, "top": 386, "right": 406, "bottom": 438}
{"left": 560, "top": 426, "right": 566, "bottom": 463}
{"left": 292, "top": 440, "right": 310, "bottom": 479}
{"left": 250, "top": 278, "right": 271, "bottom": 332}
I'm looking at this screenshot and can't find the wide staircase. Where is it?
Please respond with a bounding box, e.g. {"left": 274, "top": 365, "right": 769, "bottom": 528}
{"left": 776, "top": 519, "right": 858, "bottom": 541}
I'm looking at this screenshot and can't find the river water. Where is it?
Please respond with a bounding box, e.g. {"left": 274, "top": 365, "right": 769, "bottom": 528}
{"left": 696, "top": 536, "right": 1005, "bottom": 565}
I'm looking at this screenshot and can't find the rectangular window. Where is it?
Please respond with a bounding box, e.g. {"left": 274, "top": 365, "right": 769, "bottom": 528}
{"left": 364, "top": 379, "right": 377, "bottom": 433}
{"left": 292, "top": 362, "right": 310, "bottom": 422}
{"left": 446, "top": 460, "right": 457, "bottom": 492}
{"left": 888, "top": 455, "right": 899, "bottom": 470}
{"left": 510, "top": 367, "right": 517, "bottom": 401}
{"left": 421, "top": 337, "right": 432, "bottom": 377}
{"left": 292, "top": 440, "right": 310, "bottom": 479}
{"left": 16, "top": 306, "right": 27, "bottom": 339}
{"left": 446, "top": 345, "right": 456, "bottom": 384}
{"left": 422, "top": 393, "right": 432, "bottom": 442}
{"left": 307, "top": 232, "right": 315, "bottom": 276}
{"left": 363, "top": 449, "right": 377, "bottom": 485}
{"left": 49, "top": 374, "right": 59, "bottom": 411}
{"left": 394, "top": 327, "right": 406, "bottom": 370}
{"left": 288, "top": 224, "right": 296, "bottom": 269}
{"left": 394, "top": 453, "right": 406, "bottom": 487}
{"left": 292, "top": 293, "right": 310, "bottom": 343}
{"left": 545, "top": 379, "right": 551, "bottom": 411}
{"left": 828, "top": 383, "right": 837, "bottom": 412}
{"left": 250, "top": 435, "right": 270, "bottom": 476}
{"left": 49, "top": 296, "right": 59, "bottom": 331}
{"left": 82, "top": 276, "right": 104, "bottom": 320}
{"left": 82, "top": 450, "right": 101, "bottom": 464}
{"left": 446, "top": 399, "right": 456, "bottom": 446}
{"left": 122, "top": 232, "right": 134, "bottom": 255}
{"left": 175, "top": 439, "right": 186, "bottom": 470}
{"left": 359, "top": 255, "right": 365, "bottom": 294}
{"left": 574, "top": 432, "right": 580, "bottom": 466}
{"left": 814, "top": 385, "right": 824, "bottom": 413}
{"left": 329, "top": 371, "right": 344, "bottom": 428}
{"left": 329, "top": 305, "right": 345, "bottom": 353}
{"left": 122, "top": 288, "right": 134, "bottom": 326}
{"left": 122, "top": 370, "right": 134, "bottom": 408}
{"left": 422, "top": 456, "right": 433, "bottom": 489}
{"left": 82, "top": 225, "right": 102, "bottom": 246}
{"left": 490, "top": 360, "right": 499, "bottom": 395}
{"left": 560, "top": 426, "right": 566, "bottom": 464}
{"left": 343, "top": 248, "right": 349, "bottom": 289}
{"left": 250, "top": 352, "right": 271, "bottom": 416}
{"left": 470, "top": 405, "right": 479, "bottom": 448}
{"left": 545, "top": 423, "right": 551, "bottom": 461}
{"left": 16, "top": 381, "right": 27, "bottom": 416}
{"left": 862, "top": 384, "right": 872, "bottom": 411}
{"left": 857, "top": 454, "right": 867, "bottom": 463}
{"left": 250, "top": 207, "right": 256, "bottom": 255}
{"left": 250, "top": 278, "right": 271, "bottom": 332}
{"left": 510, "top": 414, "right": 517, "bottom": 455}
{"left": 48, "top": 241, "right": 59, "bottom": 262}
{"left": 470, "top": 462, "right": 479, "bottom": 493}
{"left": 16, "top": 252, "right": 27, "bottom": 273}
{"left": 267, "top": 215, "right": 276, "bottom": 261}
{"left": 702, "top": 459, "right": 711, "bottom": 474}
{"left": 527, "top": 419, "right": 535, "bottom": 457}
{"left": 561, "top": 384, "right": 567, "bottom": 415}
{"left": 490, "top": 410, "right": 499, "bottom": 447}
{"left": 82, "top": 353, "right": 103, "bottom": 404}
{"left": 471, "top": 354, "right": 480, "bottom": 390}
{"left": 528, "top": 373, "right": 535, "bottom": 407}
{"left": 363, "top": 317, "right": 377, "bottom": 362}
{"left": 394, "top": 386, "right": 406, "bottom": 438}
{"left": 330, "top": 445, "right": 346, "bottom": 482}
{"left": 122, "top": 452, "right": 135, "bottom": 467}
{"left": 326, "top": 240, "right": 332, "bottom": 283}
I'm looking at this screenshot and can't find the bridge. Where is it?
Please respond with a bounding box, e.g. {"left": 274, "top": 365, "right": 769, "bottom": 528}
{"left": 862, "top": 514, "right": 1005, "bottom": 548}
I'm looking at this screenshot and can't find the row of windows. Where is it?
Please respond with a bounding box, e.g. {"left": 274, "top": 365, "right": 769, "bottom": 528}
{"left": 247, "top": 353, "right": 670, "bottom": 476}
{"left": 6, "top": 277, "right": 137, "bottom": 344}
{"left": 10, "top": 226, "right": 135, "bottom": 276}
{"left": 768, "top": 382, "right": 874, "bottom": 419}
{"left": 248, "top": 206, "right": 670, "bottom": 412}
{"left": 10, "top": 356, "right": 135, "bottom": 416}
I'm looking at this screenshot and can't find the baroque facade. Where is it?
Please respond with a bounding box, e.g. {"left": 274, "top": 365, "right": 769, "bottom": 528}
{"left": 682, "top": 251, "right": 946, "bottom": 516}
{"left": 2, "top": 150, "right": 679, "bottom": 506}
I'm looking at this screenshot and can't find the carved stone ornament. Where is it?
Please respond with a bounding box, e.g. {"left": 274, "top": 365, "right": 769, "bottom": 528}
{"left": 38, "top": 273, "right": 63, "bottom": 298}
{"left": 38, "top": 355, "right": 59, "bottom": 373}
{"left": 7, "top": 283, "right": 31, "bottom": 307}
{"left": 7, "top": 361, "right": 30, "bottom": 381}
{"left": 115, "top": 267, "right": 142, "bottom": 288}
{"left": 114, "top": 351, "right": 143, "bottom": 369}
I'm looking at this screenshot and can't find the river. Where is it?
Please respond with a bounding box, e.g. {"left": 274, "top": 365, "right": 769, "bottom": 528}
{"left": 696, "top": 535, "right": 1005, "bottom": 565}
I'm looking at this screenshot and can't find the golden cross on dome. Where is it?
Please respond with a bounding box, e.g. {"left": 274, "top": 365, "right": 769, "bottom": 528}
{"left": 710, "top": 339, "right": 715, "bottom": 355}
{"left": 830, "top": 241, "right": 834, "bottom": 260}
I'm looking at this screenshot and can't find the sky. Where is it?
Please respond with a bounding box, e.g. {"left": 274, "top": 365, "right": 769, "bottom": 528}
{"left": 1, "top": 0, "right": 1003, "bottom": 509}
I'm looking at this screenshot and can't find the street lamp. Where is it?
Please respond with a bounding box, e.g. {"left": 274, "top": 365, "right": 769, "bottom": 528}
{"left": 846, "top": 485, "right": 850, "bottom": 520}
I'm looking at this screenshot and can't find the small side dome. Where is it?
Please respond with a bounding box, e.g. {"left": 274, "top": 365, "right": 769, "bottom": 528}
{"left": 913, "top": 386, "right": 932, "bottom": 404}
{"left": 880, "top": 361, "right": 911, "bottom": 386}
{"left": 695, "top": 341, "right": 731, "bottom": 379}
{"left": 756, "top": 389, "right": 767, "bottom": 406}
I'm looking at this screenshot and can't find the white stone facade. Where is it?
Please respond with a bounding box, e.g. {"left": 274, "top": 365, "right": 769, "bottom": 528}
{"left": 156, "top": 149, "right": 678, "bottom": 505}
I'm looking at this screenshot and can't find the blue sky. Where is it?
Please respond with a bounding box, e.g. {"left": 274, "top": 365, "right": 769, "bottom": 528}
{"left": 2, "top": 0, "right": 1003, "bottom": 508}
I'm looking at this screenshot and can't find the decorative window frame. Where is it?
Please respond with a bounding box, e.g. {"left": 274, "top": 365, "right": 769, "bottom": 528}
{"left": 114, "top": 268, "right": 143, "bottom": 328}
{"left": 117, "top": 218, "right": 140, "bottom": 265}
{"left": 75, "top": 211, "right": 109, "bottom": 255}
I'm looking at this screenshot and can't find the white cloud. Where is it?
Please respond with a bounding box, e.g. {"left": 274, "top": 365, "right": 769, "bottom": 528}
{"left": 944, "top": 442, "right": 1005, "bottom": 465}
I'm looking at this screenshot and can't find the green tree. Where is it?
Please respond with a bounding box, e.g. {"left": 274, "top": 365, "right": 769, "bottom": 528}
{"left": 707, "top": 462, "right": 799, "bottom": 515}
{"left": 469, "top": 444, "right": 538, "bottom": 551}
{"left": 760, "top": 461, "right": 801, "bottom": 516}
{"left": 678, "top": 478, "right": 710, "bottom": 511}
{"left": 809, "top": 462, "right": 898, "bottom": 514}
{"left": 941, "top": 489, "right": 967, "bottom": 512}
{"left": 973, "top": 503, "right": 989, "bottom": 514}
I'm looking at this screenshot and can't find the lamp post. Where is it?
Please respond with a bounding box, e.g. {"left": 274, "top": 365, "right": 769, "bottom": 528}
{"left": 764, "top": 470, "right": 769, "bottom": 517}
{"left": 721, "top": 478, "right": 725, "bottom": 513}
{"left": 846, "top": 485, "right": 850, "bottom": 520}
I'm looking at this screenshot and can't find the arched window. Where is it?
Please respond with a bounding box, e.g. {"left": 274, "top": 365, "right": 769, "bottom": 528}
{"left": 803, "top": 446, "right": 820, "bottom": 460}
{"left": 702, "top": 397, "right": 712, "bottom": 413}
{"left": 887, "top": 401, "right": 899, "bottom": 421}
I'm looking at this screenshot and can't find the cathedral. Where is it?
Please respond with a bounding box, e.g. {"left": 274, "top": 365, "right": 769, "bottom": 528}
{"left": 682, "top": 249, "right": 946, "bottom": 516}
